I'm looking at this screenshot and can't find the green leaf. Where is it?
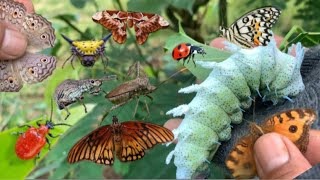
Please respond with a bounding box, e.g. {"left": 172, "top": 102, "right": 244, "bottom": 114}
{"left": 70, "top": 0, "right": 87, "bottom": 9}
{"left": 0, "top": 105, "right": 91, "bottom": 179}
{"left": 169, "top": 0, "right": 196, "bottom": 14}
{"left": 127, "top": 0, "right": 169, "bottom": 14}
{"left": 164, "top": 24, "right": 231, "bottom": 80}
{"left": 279, "top": 25, "right": 320, "bottom": 52}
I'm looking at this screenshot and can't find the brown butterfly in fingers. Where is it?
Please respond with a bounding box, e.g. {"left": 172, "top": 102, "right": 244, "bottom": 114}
{"left": 92, "top": 10, "right": 169, "bottom": 45}
{"left": 67, "top": 116, "right": 174, "bottom": 165}
{"left": 225, "top": 108, "right": 317, "bottom": 179}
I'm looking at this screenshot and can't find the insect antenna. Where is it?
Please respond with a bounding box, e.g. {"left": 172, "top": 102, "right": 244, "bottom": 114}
{"left": 98, "top": 75, "right": 117, "bottom": 82}
{"left": 155, "top": 67, "right": 188, "bottom": 89}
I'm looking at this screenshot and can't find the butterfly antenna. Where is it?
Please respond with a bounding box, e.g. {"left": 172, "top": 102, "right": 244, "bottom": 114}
{"left": 102, "top": 33, "right": 112, "bottom": 42}
{"left": 156, "top": 68, "right": 188, "bottom": 89}
{"left": 61, "top": 34, "right": 73, "bottom": 44}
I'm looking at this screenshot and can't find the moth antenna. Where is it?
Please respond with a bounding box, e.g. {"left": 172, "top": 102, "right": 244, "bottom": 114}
{"left": 61, "top": 34, "right": 73, "bottom": 44}
{"left": 102, "top": 33, "right": 112, "bottom": 42}
{"left": 156, "top": 68, "right": 188, "bottom": 89}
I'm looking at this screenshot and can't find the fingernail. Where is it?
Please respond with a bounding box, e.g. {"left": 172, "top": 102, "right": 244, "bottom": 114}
{"left": 254, "top": 133, "right": 289, "bottom": 174}
{"left": 1, "top": 28, "right": 27, "bottom": 59}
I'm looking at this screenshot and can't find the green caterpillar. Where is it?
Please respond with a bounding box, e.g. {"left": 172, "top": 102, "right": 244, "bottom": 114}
{"left": 166, "top": 38, "right": 305, "bottom": 179}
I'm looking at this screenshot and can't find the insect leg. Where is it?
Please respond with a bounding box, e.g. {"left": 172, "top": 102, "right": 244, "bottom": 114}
{"left": 144, "top": 99, "right": 150, "bottom": 118}
{"left": 62, "top": 54, "right": 75, "bottom": 69}
{"left": 61, "top": 104, "right": 71, "bottom": 120}
{"left": 11, "top": 132, "right": 24, "bottom": 136}
{"left": 146, "top": 95, "right": 153, "bottom": 101}
{"left": 132, "top": 98, "right": 139, "bottom": 118}
{"left": 191, "top": 54, "right": 196, "bottom": 67}
{"left": 18, "top": 124, "right": 32, "bottom": 128}
{"left": 110, "top": 100, "right": 130, "bottom": 111}
{"left": 46, "top": 137, "right": 51, "bottom": 150}
{"left": 77, "top": 98, "right": 87, "bottom": 113}
{"left": 48, "top": 133, "right": 61, "bottom": 138}
{"left": 36, "top": 120, "right": 44, "bottom": 127}
{"left": 34, "top": 152, "right": 41, "bottom": 165}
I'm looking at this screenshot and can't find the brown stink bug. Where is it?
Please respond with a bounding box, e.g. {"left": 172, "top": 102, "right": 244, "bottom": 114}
{"left": 105, "top": 62, "right": 185, "bottom": 117}
{"left": 54, "top": 75, "right": 116, "bottom": 120}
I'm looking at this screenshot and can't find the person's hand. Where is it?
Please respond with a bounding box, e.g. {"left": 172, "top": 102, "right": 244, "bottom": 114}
{"left": 0, "top": 0, "right": 34, "bottom": 60}
{"left": 254, "top": 130, "right": 320, "bottom": 179}
{"left": 164, "top": 36, "right": 317, "bottom": 178}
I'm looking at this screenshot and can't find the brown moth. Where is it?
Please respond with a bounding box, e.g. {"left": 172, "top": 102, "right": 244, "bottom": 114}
{"left": 92, "top": 10, "right": 169, "bottom": 45}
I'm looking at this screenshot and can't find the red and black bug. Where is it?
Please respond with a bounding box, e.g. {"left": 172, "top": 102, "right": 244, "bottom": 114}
{"left": 172, "top": 43, "right": 206, "bottom": 67}
{"left": 15, "top": 103, "right": 70, "bottom": 160}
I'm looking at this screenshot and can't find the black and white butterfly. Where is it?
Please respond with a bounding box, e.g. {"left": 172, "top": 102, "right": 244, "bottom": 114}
{"left": 219, "top": 6, "right": 281, "bottom": 48}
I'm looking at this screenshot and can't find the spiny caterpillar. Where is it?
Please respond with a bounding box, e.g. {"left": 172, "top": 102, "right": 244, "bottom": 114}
{"left": 166, "top": 38, "right": 305, "bottom": 179}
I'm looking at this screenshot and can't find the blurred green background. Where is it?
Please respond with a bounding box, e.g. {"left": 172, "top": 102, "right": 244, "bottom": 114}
{"left": 1, "top": 0, "right": 319, "bottom": 179}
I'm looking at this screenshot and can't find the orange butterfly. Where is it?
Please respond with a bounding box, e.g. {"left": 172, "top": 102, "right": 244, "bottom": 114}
{"left": 92, "top": 10, "right": 169, "bottom": 45}
{"left": 68, "top": 116, "right": 174, "bottom": 165}
{"left": 225, "top": 108, "right": 317, "bottom": 179}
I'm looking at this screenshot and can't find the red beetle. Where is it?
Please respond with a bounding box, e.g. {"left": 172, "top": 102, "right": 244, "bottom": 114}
{"left": 172, "top": 43, "right": 206, "bottom": 67}
{"left": 15, "top": 111, "right": 70, "bottom": 160}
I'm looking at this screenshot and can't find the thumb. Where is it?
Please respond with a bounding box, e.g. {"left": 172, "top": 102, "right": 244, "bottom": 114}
{"left": 0, "top": 23, "right": 28, "bottom": 60}
{"left": 254, "top": 133, "right": 311, "bottom": 179}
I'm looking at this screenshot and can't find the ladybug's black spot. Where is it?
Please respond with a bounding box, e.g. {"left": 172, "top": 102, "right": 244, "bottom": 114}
{"left": 289, "top": 125, "right": 298, "bottom": 133}
{"left": 177, "top": 44, "right": 182, "bottom": 50}
{"left": 179, "top": 53, "right": 183, "bottom": 57}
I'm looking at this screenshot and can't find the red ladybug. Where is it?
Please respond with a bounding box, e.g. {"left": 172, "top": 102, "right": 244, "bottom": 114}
{"left": 15, "top": 120, "right": 70, "bottom": 160}
{"left": 172, "top": 43, "right": 206, "bottom": 67}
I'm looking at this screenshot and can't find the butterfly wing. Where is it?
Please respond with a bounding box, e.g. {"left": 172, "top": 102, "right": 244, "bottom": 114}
{"left": 225, "top": 135, "right": 257, "bottom": 179}
{"left": 92, "top": 10, "right": 128, "bottom": 44}
{"left": 21, "top": 14, "right": 56, "bottom": 51}
{"left": 68, "top": 125, "right": 115, "bottom": 165}
{"left": 0, "top": 60, "right": 23, "bottom": 92}
{"left": 13, "top": 53, "right": 57, "bottom": 84}
{"left": 263, "top": 108, "right": 317, "bottom": 153}
{"left": 0, "top": 0, "right": 26, "bottom": 24}
{"left": 0, "top": 0, "right": 55, "bottom": 51}
{"left": 221, "top": 6, "right": 281, "bottom": 48}
{"left": 129, "top": 12, "right": 169, "bottom": 45}
{"left": 116, "top": 121, "right": 174, "bottom": 162}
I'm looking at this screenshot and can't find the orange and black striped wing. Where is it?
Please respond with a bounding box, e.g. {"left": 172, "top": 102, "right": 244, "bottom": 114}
{"left": 225, "top": 135, "right": 257, "bottom": 179}
{"left": 67, "top": 125, "right": 115, "bottom": 165}
{"left": 117, "top": 121, "right": 174, "bottom": 162}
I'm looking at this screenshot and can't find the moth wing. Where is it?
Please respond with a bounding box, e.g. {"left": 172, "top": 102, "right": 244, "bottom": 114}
{"left": 92, "top": 10, "right": 128, "bottom": 44}
{"left": 130, "top": 12, "right": 169, "bottom": 44}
